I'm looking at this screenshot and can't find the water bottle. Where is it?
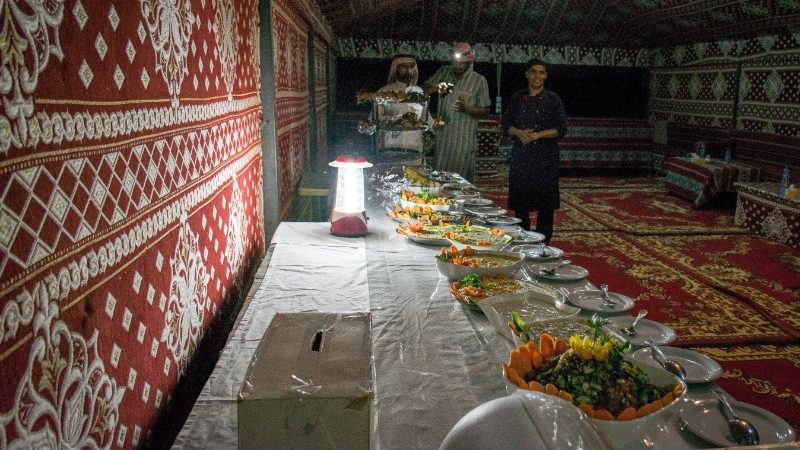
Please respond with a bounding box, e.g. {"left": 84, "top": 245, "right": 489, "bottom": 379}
{"left": 724, "top": 148, "right": 731, "bottom": 165}
{"left": 779, "top": 166, "right": 790, "bottom": 197}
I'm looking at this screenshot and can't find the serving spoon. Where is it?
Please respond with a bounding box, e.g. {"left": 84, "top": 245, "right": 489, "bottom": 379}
{"left": 621, "top": 309, "right": 648, "bottom": 335}
{"left": 541, "top": 260, "right": 571, "bottom": 275}
{"left": 645, "top": 340, "right": 686, "bottom": 380}
{"left": 711, "top": 386, "right": 760, "bottom": 446}
{"left": 599, "top": 284, "right": 617, "bottom": 307}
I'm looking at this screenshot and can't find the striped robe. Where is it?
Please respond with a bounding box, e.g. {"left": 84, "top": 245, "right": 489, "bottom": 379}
{"left": 426, "top": 66, "right": 490, "bottom": 181}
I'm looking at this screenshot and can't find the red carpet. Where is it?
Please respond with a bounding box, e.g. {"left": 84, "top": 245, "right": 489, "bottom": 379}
{"left": 633, "top": 234, "right": 800, "bottom": 338}
{"left": 561, "top": 188, "right": 748, "bottom": 235}
{"left": 551, "top": 231, "right": 793, "bottom": 347}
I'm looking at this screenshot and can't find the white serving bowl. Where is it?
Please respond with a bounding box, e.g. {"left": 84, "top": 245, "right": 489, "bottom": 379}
{"left": 435, "top": 249, "right": 525, "bottom": 281}
{"left": 503, "top": 356, "right": 687, "bottom": 448}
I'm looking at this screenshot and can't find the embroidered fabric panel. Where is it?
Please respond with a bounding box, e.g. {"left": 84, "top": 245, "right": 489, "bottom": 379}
{"left": 648, "top": 30, "right": 800, "bottom": 138}
{"left": 0, "top": 0, "right": 265, "bottom": 447}
{"left": 272, "top": 0, "right": 310, "bottom": 220}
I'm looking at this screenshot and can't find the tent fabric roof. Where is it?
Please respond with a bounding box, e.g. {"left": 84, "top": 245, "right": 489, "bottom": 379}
{"left": 315, "top": 0, "right": 800, "bottom": 49}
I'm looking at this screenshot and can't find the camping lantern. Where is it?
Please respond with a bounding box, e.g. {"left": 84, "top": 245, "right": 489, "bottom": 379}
{"left": 329, "top": 155, "right": 372, "bottom": 237}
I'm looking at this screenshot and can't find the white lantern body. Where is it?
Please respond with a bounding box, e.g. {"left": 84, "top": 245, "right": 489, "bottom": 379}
{"left": 329, "top": 157, "right": 372, "bottom": 237}
{"left": 334, "top": 166, "right": 365, "bottom": 213}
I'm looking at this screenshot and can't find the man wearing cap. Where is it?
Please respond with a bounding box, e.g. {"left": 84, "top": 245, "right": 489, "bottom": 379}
{"left": 375, "top": 54, "right": 429, "bottom": 158}
{"left": 424, "top": 43, "right": 490, "bottom": 182}
{"left": 501, "top": 58, "right": 567, "bottom": 243}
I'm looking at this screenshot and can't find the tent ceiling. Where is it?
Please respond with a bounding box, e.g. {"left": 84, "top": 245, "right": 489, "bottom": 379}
{"left": 315, "top": 0, "right": 800, "bottom": 49}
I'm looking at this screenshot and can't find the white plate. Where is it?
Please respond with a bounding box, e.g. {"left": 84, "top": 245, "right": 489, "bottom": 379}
{"left": 463, "top": 197, "right": 494, "bottom": 206}
{"left": 406, "top": 234, "right": 449, "bottom": 246}
{"left": 568, "top": 290, "right": 634, "bottom": 313}
{"left": 466, "top": 206, "right": 507, "bottom": 217}
{"left": 631, "top": 347, "right": 722, "bottom": 384}
{"left": 509, "top": 244, "right": 563, "bottom": 260}
{"left": 478, "top": 289, "right": 579, "bottom": 343}
{"left": 680, "top": 398, "right": 796, "bottom": 447}
{"left": 487, "top": 216, "right": 523, "bottom": 226}
{"left": 512, "top": 230, "right": 545, "bottom": 243}
{"left": 533, "top": 264, "right": 589, "bottom": 281}
{"left": 603, "top": 316, "right": 676, "bottom": 347}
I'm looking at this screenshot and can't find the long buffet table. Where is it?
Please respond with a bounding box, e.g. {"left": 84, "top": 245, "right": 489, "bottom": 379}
{"left": 174, "top": 165, "right": 785, "bottom": 449}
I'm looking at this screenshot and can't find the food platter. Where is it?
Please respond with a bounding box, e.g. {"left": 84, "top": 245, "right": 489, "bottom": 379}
{"left": 478, "top": 288, "right": 579, "bottom": 342}
{"left": 450, "top": 275, "right": 543, "bottom": 311}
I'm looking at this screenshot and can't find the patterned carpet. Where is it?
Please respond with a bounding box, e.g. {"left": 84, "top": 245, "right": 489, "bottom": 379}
{"left": 477, "top": 174, "right": 800, "bottom": 433}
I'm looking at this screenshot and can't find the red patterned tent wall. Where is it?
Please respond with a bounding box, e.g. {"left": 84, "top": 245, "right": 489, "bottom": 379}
{"left": 0, "top": 0, "right": 266, "bottom": 447}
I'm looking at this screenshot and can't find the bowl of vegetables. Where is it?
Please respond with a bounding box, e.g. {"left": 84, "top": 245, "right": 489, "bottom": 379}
{"left": 502, "top": 316, "right": 686, "bottom": 434}
{"left": 435, "top": 245, "right": 524, "bottom": 281}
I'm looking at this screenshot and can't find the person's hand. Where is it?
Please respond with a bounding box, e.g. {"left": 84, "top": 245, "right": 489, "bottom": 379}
{"left": 453, "top": 100, "right": 466, "bottom": 114}
{"left": 432, "top": 116, "right": 445, "bottom": 132}
{"left": 436, "top": 82, "right": 452, "bottom": 95}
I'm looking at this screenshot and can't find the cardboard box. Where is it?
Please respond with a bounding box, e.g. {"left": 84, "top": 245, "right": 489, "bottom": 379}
{"left": 238, "top": 312, "right": 373, "bottom": 449}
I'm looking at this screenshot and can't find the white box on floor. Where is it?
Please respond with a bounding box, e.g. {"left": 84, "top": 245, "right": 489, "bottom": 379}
{"left": 238, "top": 312, "right": 373, "bottom": 449}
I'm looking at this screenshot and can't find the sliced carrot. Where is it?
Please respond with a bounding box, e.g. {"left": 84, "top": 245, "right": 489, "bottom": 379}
{"left": 594, "top": 408, "right": 614, "bottom": 420}
{"left": 544, "top": 383, "right": 559, "bottom": 395}
{"left": 636, "top": 401, "right": 658, "bottom": 418}
{"left": 527, "top": 380, "right": 545, "bottom": 392}
{"left": 510, "top": 349, "right": 524, "bottom": 374}
{"left": 553, "top": 338, "right": 568, "bottom": 355}
{"left": 578, "top": 404, "right": 595, "bottom": 418}
{"left": 517, "top": 345, "right": 532, "bottom": 375}
{"left": 527, "top": 343, "right": 543, "bottom": 368}
{"left": 616, "top": 407, "right": 637, "bottom": 421}
{"left": 661, "top": 392, "right": 674, "bottom": 406}
{"left": 539, "top": 333, "right": 556, "bottom": 359}
{"left": 673, "top": 383, "right": 685, "bottom": 396}
{"left": 507, "top": 321, "right": 519, "bottom": 335}
{"left": 556, "top": 390, "right": 573, "bottom": 403}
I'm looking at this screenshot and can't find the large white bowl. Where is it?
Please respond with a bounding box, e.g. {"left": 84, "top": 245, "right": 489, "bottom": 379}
{"left": 435, "top": 249, "right": 524, "bottom": 281}
{"left": 503, "top": 356, "right": 687, "bottom": 449}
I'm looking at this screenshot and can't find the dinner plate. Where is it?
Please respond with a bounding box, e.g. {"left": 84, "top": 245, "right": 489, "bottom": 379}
{"left": 466, "top": 206, "right": 507, "bottom": 217}
{"left": 508, "top": 244, "right": 563, "bottom": 260}
{"left": 630, "top": 347, "right": 722, "bottom": 384}
{"left": 567, "top": 290, "right": 634, "bottom": 313}
{"left": 406, "top": 233, "right": 449, "bottom": 246}
{"left": 511, "top": 229, "right": 545, "bottom": 243}
{"left": 463, "top": 197, "right": 494, "bottom": 206}
{"left": 602, "top": 316, "right": 676, "bottom": 347}
{"left": 533, "top": 264, "right": 589, "bottom": 281}
{"left": 486, "top": 216, "right": 523, "bottom": 226}
{"left": 680, "top": 398, "right": 795, "bottom": 447}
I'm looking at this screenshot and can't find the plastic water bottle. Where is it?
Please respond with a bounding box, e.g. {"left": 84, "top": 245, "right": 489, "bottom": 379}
{"left": 724, "top": 148, "right": 731, "bottom": 165}
{"left": 779, "top": 166, "right": 790, "bottom": 197}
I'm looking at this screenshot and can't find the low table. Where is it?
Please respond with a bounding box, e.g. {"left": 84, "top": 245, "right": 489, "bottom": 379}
{"left": 735, "top": 182, "right": 800, "bottom": 249}
{"left": 665, "top": 157, "right": 761, "bottom": 207}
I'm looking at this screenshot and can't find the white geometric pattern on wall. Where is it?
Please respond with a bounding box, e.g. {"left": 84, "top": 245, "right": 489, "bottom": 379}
{"left": 0, "top": 0, "right": 66, "bottom": 153}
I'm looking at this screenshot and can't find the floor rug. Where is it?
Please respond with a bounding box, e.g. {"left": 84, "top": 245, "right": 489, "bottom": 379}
{"left": 694, "top": 344, "right": 800, "bottom": 434}
{"left": 561, "top": 188, "right": 749, "bottom": 235}
{"left": 632, "top": 234, "right": 800, "bottom": 338}
{"left": 550, "top": 231, "right": 793, "bottom": 346}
